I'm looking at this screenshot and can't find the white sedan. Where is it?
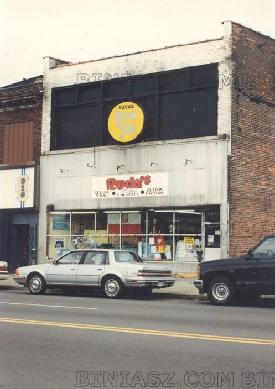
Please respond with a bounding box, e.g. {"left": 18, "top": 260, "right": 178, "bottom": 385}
{"left": 0, "top": 261, "right": 9, "bottom": 280}
{"left": 14, "top": 249, "right": 175, "bottom": 298}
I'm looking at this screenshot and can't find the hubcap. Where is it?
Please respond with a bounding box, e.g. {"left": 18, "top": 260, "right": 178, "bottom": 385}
{"left": 105, "top": 279, "right": 119, "bottom": 297}
{"left": 30, "top": 277, "right": 42, "bottom": 292}
{"left": 212, "top": 282, "right": 230, "bottom": 301}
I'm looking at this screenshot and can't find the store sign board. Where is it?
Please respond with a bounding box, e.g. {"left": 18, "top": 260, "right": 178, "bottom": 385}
{"left": 107, "top": 101, "right": 144, "bottom": 143}
{"left": 0, "top": 167, "right": 35, "bottom": 209}
{"left": 92, "top": 173, "right": 168, "bottom": 198}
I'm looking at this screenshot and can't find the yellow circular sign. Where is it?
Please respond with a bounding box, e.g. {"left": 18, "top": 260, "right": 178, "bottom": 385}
{"left": 108, "top": 101, "right": 144, "bottom": 143}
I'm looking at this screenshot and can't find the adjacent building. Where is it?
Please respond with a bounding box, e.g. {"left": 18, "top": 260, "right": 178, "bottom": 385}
{"left": 38, "top": 21, "right": 274, "bottom": 271}
{"left": 0, "top": 76, "right": 43, "bottom": 271}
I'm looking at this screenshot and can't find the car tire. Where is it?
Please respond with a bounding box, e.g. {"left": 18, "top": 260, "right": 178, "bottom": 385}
{"left": 28, "top": 273, "right": 46, "bottom": 295}
{"left": 103, "top": 277, "right": 124, "bottom": 299}
{"left": 207, "top": 277, "right": 236, "bottom": 306}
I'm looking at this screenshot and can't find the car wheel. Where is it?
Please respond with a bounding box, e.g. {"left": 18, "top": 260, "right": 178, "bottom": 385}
{"left": 28, "top": 273, "right": 46, "bottom": 295}
{"left": 207, "top": 277, "right": 235, "bottom": 306}
{"left": 103, "top": 277, "right": 124, "bottom": 299}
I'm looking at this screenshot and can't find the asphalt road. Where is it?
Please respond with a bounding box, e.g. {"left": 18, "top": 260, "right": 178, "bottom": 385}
{"left": 1, "top": 288, "right": 275, "bottom": 389}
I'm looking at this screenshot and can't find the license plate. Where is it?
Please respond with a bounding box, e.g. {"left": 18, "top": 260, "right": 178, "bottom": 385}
{"left": 157, "top": 281, "right": 165, "bottom": 287}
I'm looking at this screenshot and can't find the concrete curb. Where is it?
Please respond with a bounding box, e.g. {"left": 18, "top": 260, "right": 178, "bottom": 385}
{"left": 154, "top": 291, "right": 207, "bottom": 300}
{"left": 176, "top": 272, "right": 197, "bottom": 279}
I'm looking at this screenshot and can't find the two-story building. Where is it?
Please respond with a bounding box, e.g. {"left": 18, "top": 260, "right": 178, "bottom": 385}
{"left": 0, "top": 76, "right": 43, "bottom": 271}
{"left": 39, "top": 21, "right": 275, "bottom": 271}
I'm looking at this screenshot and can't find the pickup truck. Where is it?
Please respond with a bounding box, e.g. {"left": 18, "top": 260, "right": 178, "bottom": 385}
{"left": 194, "top": 236, "right": 275, "bottom": 305}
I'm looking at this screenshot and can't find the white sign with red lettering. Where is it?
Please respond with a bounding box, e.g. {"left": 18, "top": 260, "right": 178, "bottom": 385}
{"left": 92, "top": 173, "right": 168, "bottom": 198}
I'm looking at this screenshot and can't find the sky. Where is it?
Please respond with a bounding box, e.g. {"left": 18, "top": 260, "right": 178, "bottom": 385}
{"left": 1, "top": 0, "right": 275, "bottom": 87}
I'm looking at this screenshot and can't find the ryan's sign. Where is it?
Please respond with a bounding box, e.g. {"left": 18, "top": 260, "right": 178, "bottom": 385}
{"left": 92, "top": 173, "right": 168, "bottom": 198}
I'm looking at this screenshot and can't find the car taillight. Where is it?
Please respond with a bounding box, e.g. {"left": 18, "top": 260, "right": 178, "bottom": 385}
{"left": 0, "top": 265, "right": 7, "bottom": 272}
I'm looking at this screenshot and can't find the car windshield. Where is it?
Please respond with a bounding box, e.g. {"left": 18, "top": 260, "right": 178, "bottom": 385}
{"left": 114, "top": 251, "right": 143, "bottom": 263}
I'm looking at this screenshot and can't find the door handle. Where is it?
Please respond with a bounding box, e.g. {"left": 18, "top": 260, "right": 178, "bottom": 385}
{"left": 70, "top": 268, "right": 76, "bottom": 270}
{"left": 97, "top": 268, "right": 103, "bottom": 271}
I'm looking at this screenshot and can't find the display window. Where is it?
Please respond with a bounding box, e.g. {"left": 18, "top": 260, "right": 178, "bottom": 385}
{"left": 46, "top": 208, "right": 220, "bottom": 261}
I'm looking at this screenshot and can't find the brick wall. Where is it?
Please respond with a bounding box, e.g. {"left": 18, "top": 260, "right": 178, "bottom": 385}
{"left": 0, "top": 80, "right": 43, "bottom": 165}
{"left": 229, "top": 23, "right": 275, "bottom": 255}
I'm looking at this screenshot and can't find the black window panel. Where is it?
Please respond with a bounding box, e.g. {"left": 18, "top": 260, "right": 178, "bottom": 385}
{"left": 104, "top": 78, "right": 130, "bottom": 99}
{"left": 159, "top": 88, "right": 217, "bottom": 139}
{"left": 189, "top": 64, "right": 217, "bottom": 88}
{"left": 53, "top": 87, "right": 76, "bottom": 106}
{"left": 103, "top": 97, "right": 156, "bottom": 145}
{"left": 135, "top": 96, "right": 156, "bottom": 141}
{"left": 78, "top": 84, "right": 101, "bottom": 103}
{"left": 50, "top": 63, "right": 218, "bottom": 150}
{"left": 53, "top": 104, "right": 102, "bottom": 149}
{"left": 160, "top": 69, "right": 188, "bottom": 91}
{"left": 132, "top": 75, "right": 156, "bottom": 95}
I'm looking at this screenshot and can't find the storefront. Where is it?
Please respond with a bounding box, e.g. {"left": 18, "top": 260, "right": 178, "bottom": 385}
{"left": 0, "top": 166, "right": 38, "bottom": 271}
{"left": 46, "top": 207, "right": 220, "bottom": 262}
{"left": 40, "top": 38, "right": 231, "bottom": 270}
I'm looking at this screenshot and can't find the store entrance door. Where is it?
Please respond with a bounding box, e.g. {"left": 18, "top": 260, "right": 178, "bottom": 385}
{"left": 9, "top": 224, "right": 29, "bottom": 271}
{"left": 204, "top": 223, "right": 221, "bottom": 261}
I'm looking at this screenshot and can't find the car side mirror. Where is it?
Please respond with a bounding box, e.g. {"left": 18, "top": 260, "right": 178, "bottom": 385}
{"left": 53, "top": 259, "right": 58, "bottom": 265}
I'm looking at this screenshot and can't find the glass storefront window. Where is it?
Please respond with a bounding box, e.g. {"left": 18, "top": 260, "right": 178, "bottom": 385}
{"left": 46, "top": 236, "right": 71, "bottom": 259}
{"left": 121, "top": 235, "right": 145, "bottom": 255}
{"left": 46, "top": 208, "right": 221, "bottom": 261}
{"left": 174, "top": 211, "right": 202, "bottom": 262}
{"left": 71, "top": 212, "right": 95, "bottom": 235}
{"left": 148, "top": 210, "right": 173, "bottom": 234}
{"left": 105, "top": 235, "right": 120, "bottom": 249}
{"left": 48, "top": 213, "right": 71, "bottom": 236}
{"left": 106, "top": 212, "right": 121, "bottom": 235}
{"left": 205, "top": 224, "right": 220, "bottom": 248}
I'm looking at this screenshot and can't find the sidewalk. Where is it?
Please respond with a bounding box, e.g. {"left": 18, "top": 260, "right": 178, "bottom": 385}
{"left": 155, "top": 278, "right": 204, "bottom": 299}
{"left": 0, "top": 275, "right": 203, "bottom": 300}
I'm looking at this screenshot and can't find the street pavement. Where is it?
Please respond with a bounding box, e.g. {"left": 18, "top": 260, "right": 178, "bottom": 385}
{"left": 1, "top": 285, "right": 275, "bottom": 389}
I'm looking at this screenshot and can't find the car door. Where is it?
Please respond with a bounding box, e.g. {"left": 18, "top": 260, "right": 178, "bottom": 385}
{"left": 251, "top": 237, "right": 275, "bottom": 294}
{"left": 76, "top": 251, "right": 108, "bottom": 286}
{"left": 46, "top": 251, "right": 85, "bottom": 285}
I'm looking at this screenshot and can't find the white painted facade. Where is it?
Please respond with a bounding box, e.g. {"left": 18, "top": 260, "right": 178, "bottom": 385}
{"left": 39, "top": 22, "right": 233, "bottom": 265}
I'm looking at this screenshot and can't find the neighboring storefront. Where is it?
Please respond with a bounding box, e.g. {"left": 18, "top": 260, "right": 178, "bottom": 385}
{"left": 0, "top": 75, "right": 42, "bottom": 271}
{"left": 0, "top": 166, "right": 38, "bottom": 271}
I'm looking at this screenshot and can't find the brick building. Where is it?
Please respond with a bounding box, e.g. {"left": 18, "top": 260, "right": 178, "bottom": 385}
{"left": 0, "top": 76, "right": 43, "bottom": 271}
{"left": 37, "top": 21, "right": 274, "bottom": 271}
{"left": 229, "top": 23, "right": 275, "bottom": 255}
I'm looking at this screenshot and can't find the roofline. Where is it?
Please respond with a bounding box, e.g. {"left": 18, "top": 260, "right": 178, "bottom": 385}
{"left": 222, "top": 20, "right": 275, "bottom": 43}
{"left": 0, "top": 75, "right": 43, "bottom": 90}
{"left": 53, "top": 36, "right": 224, "bottom": 69}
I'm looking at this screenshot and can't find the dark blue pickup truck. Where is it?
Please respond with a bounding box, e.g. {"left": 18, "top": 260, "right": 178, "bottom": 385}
{"left": 194, "top": 236, "right": 275, "bottom": 305}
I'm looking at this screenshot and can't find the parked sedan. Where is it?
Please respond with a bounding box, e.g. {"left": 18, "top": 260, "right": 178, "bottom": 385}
{"left": 14, "top": 249, "right": 175, "bottom": 298}
{"left": 0, "top": 261, "right": 9, "bottom": 280}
